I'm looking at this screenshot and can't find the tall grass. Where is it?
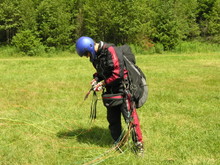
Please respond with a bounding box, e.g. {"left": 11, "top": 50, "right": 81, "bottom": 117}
{"left": 0, "top": 45, "right": 74, "bottom": 58}
{"left": 130, "top": 41, "right": 220, "bottom": 55}
{"left": 1, "top": 41, "right": 220, "bottom": 58}
{"left": 0, "top": 52, "right": 219, "bottom": 164}
{"left": 0, "top": 46, "right": 19, "bottom": 58}
{"left": 173, "top": 41, "right": 220, "bottom": 54}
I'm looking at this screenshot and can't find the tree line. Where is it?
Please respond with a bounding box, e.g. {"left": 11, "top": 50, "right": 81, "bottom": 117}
{"left": 0, "top": 0, "right": 219, "bottom": 55}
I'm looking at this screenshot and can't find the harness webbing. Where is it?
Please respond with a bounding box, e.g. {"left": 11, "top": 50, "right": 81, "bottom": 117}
{"left": 90, "top": 91, "right": 98, "bottom": 121}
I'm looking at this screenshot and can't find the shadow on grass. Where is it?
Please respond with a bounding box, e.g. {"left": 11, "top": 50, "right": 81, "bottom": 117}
{"left": 57, "top": 126, "right": 113, "bottom": 147}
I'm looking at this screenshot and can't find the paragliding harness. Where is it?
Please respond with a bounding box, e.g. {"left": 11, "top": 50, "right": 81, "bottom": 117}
{"left": 85, "top": 85, "right": 129, "bottom": 122}
{"left": 86, "top": 88, "right": 125, "bottom": 122}
{"left": 120, "top": 45, "right": 148, "bottom": 109}
{"left": 85, "top": 88, "right": 124, "bottom": 122}
{"left": 86, "top": 44, "right": 148, "bottom": 121}
{"left": 101, "top": 43, "right": 148, "bottom": 109}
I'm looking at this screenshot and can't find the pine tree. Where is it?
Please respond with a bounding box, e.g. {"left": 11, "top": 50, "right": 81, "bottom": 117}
{"left": 0, "top": 0, "right": 20, "bottom": 43}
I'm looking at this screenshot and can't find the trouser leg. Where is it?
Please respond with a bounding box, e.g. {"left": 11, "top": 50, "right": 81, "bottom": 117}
{"left": 130, "top": 108, "right": 143, "bottom": 143}
{"left": 107, "top": 105, "right": 122, "bottom": 141}
{"left": 121, "top": 96, "right": 143, "bottom": 143}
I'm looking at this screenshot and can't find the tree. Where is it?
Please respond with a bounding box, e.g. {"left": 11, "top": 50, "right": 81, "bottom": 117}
{"left": 18, "top": 0, "right": 38, "bottom": 32}
{"left": 81, "top": 0, "right": 113, "bottom": 42}
{"left": 149, "top": 0, "right": 182, "bottom": 50}
{"left": 37, "top": 0, "right": 72, "bottom": 48}
{"left": 196, "top": 0, "right": 217, "bottom": 38}
{"left": 206, "top": 0, "right": 220, "bottom": 43}
{"left": 81, "top": 0, "right": 153, "bottom": 45}
{"left": 12, "top": 30, "right": 42, "bottom": 55}
{"left": 176, "top": 0, "right": 200, "bottom": 39}
{"left": 148, "top": 0, "right": 200, "bottom": 50}
{"left": 65, "top": 0, "right": 85, "bottom": 41}
{"left": 0, "top": 0, "right": 21, "bottom": 44}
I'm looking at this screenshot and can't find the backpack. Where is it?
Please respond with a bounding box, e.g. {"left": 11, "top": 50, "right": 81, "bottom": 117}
{"left": 120, "top": 45, "right": 148, "bottom": 108}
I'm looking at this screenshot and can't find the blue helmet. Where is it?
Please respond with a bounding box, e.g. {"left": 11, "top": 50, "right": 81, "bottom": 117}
{"left": 76, "top": 36, "right": 96, "bottom": 61}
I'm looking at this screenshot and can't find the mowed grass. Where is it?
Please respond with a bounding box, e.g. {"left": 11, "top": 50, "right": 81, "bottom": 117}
{"left": 0, "top": 52, "right": 219, "bottom": 165}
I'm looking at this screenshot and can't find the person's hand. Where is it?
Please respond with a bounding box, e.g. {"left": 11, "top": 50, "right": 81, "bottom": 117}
{"left": 93, "top": 82, "right": 103, "bottom": 91}
{"left": 90, "top": 79, "right": 97, "bottom": 87}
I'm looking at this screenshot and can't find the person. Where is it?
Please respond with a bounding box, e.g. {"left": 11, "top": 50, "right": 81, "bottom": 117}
{"left": 75, "top": 36, "right": 144, "bottom": 155}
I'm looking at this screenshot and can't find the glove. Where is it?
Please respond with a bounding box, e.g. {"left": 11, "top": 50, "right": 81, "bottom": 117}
{"left": 93, "top": 82, "right": 103, "bottom": 91}
{"left": 90, "top": 79, "right": 97, "bottom": 87}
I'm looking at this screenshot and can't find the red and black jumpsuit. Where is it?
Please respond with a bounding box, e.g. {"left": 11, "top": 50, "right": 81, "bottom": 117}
{"left": 92, "top": 42, "right": 143, "bottom": 143}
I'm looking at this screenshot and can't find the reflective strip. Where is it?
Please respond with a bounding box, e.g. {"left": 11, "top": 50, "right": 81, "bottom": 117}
{"left": 103, "top": 95, "right": 123, "bottom": 99}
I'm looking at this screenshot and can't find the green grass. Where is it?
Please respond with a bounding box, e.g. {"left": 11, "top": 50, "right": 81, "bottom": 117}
{"left": 0, "top": 52, "right": 219, "bottom": 165}
{"left": 173, "top": 41, "right": 220, "bottom": 54}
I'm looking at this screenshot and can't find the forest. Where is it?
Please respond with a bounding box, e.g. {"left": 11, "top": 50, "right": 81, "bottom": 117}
{"left": 0, "top": 0, "right": 219, "bottom": 55}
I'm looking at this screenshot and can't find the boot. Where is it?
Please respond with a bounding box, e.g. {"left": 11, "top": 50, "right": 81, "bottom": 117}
{"left": 134, "top": 141, "right": 144, "bottom": 157}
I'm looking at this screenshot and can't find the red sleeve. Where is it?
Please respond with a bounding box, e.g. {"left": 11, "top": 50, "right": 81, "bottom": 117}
{"left": 105, "top": 47, "right": 122, "bottom": 85}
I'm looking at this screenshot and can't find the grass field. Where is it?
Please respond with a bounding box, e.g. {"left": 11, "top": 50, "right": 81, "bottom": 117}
{"left": 0, "top": 52, "right": 219, "bottom": 165}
